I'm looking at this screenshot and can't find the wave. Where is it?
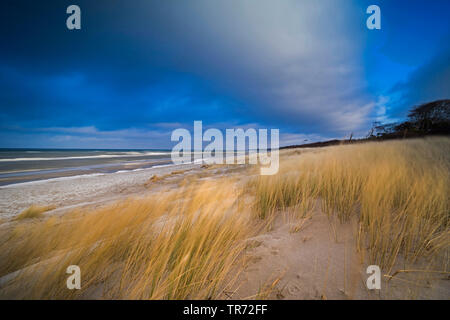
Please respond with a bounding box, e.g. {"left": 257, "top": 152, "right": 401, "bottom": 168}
{"left": 114, "top": 168, "right": 146, "bottom": 174}
{"left": 0, "top": 152, "right": 171, "bottom": 162}
{"left": 0, "top": 160, "right": 198, "bottom": 188}
{"left": 0, "top": 173, "right": 107, "bottom": 188}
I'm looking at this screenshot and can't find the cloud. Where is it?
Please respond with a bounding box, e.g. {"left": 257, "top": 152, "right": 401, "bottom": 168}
{"left": 157, "top": 0, "right": 374, "bottom": 134}
{"left": 279, "top": 132, "right": 332, "bottom": 147}
{"left": 5, "top": 1, "right": 447, "bottom": 147}
{"left": 1, "top": 122, "right": 331, "bottom": 149}
{"left": 0, "top": 0, "right": 376, "bottom": 142}
{"left": 0, "top": 125, "right": 173, "bottom": 149}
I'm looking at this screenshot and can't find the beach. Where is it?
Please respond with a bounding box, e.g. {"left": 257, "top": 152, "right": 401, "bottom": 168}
{"left": 0, "top": 161, "right": 202, "bottom": 219}
{"left": 0, "top": 139, "right": 449, "bottom": 299}
{"left": 0, "top": 149, "right": 189, "bottom": 218}
{"left": 0, "top": 149, "right": 174, "bottom": 186}
{"left": 0, "top": 148, "right": 250, "bottom": 218}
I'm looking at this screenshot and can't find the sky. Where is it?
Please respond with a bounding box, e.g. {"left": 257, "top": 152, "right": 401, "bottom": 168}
{"left": 0, "top": 0, "right": 449, "bottom": 148}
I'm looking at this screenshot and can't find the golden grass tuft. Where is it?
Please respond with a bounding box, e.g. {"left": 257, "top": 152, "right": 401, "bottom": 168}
{"left": 170, "top": 170, "right": 186, "bottom": 175}
{"left": 0, "top": 180, "right": 257, "bottom": 299}
{"left": 145, "top": 170, "right": 186, "bottom": 187}
{"left": 14, "top": 205, "right": 56, "bottom": 221}
{"left": 251, "top": 137, "right": 450, "bottom": 271}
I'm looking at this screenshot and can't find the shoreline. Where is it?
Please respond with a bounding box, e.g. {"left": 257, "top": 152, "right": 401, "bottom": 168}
{"left": 0, "top": 159, "right": 173, "bottom": 187}
{"left": 0, "top": 161, "right": 202, "bottom": 219}
{"left": 0, "top": 138, "right": 448, "bottom": 299}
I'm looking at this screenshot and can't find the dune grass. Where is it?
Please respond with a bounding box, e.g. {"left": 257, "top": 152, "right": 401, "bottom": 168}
{"left": 0, "top": 137, "right": 448, "bottom": 299}
{"left": 251, "top": 137, "right": 450, "bottom": 271}
{"left": 14, "top": 205, "right": 56, "bottom": 220}
{"left": 0, "top": 181, "right": 257, "bottom": 299}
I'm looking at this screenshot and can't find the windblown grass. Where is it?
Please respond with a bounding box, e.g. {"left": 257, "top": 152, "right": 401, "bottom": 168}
{"left": 14, "top": 205, "right": 55, "bottom": 220}
{"left": 0, "top": 181, "right": 256, "bottom": 299}
{"left": 0, "top": 137, "right": 448, "bottom": 299}
{"left": 251, "top": 137, "right": 450, "bottom": 271}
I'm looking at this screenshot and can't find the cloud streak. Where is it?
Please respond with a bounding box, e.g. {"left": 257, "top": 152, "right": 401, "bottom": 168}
{"left": 0, "top": 1, "right": 448, "bottom": 148}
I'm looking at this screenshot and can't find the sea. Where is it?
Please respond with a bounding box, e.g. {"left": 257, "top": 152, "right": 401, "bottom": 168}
{"left": 0, "top": 149, "right": 174, "bottom": 186}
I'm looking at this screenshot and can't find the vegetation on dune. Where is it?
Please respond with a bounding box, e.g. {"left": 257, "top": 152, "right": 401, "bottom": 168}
{"left": 282, "top": 100, "right": 450, "bottom": 150}
{"left": 0, "top": 181, "right": 256, "bottom": 299}
{"left": 368, "top": 99, "right": 450, "bottom": 139}
{"left": 252, "top": 137, "right": 450, "bottom": 271}
{"left": 14, "top": 205, "right": 56, "bottom": 220}
{"left": 0, "top": 137, "right": 448, "bottom": 299}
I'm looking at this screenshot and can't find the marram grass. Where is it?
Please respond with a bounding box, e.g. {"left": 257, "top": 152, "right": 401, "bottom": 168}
{"left": 0, "top": 137, "right": 448, "bottom": 298}
{"left": 252, "top": 137, "right": 449, "bottom": 271}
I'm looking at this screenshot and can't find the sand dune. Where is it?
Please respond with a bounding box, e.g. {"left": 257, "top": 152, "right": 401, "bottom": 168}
{"left": 0, "top": 138, "right": 448, "bottom": 299}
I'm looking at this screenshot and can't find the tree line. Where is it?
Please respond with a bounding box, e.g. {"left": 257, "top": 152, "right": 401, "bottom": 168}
{"left": 367, "top": 99, "right": 450, "bottom": 139}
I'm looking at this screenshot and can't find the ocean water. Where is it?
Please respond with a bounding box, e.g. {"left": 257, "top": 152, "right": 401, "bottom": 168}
{"left": 0, "top": 149, "right": 173, "bottom": 186}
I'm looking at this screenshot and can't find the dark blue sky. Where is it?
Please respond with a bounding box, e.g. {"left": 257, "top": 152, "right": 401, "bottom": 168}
{"left": 0, "top": 0, "right": 449, "bottom": 148}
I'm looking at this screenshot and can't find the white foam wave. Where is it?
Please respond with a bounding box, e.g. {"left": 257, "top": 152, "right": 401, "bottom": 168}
{"left": 0, "top": 152, "right": 171, "bottom": 162}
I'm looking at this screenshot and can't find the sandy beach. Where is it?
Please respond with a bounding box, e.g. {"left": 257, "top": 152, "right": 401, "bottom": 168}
{"left": 0, "top": 139, "right": 448, "bottom": 300}
{"left": 0, "top": 162, "right": 201, "bottom": 219}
